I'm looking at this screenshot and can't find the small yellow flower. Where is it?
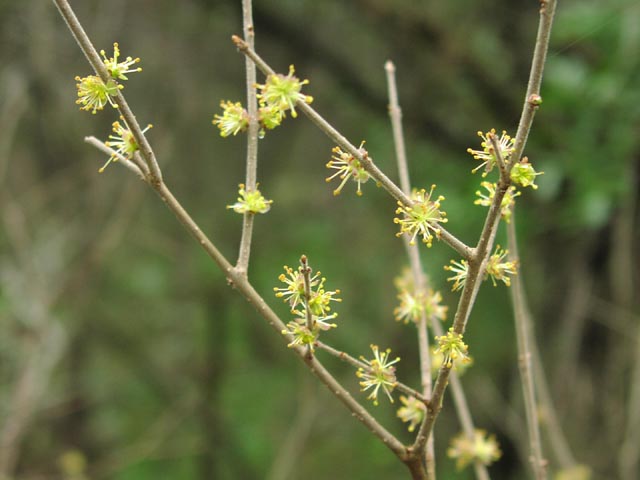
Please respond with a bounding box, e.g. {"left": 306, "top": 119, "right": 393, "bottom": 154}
{"left": 394, "top": 290, "right": 423, "bottom": 324}
{"left": 213, "top": 101, "right": 249, "bottom": 137}
{"left": 58, "top": 449, "right": 88, "bottom": 478}
{"left": 256, "top": 65, "right": 313, "bottom": 118}
{"left": 554, "top": 465, "right": 592, "bottom": 480}
{"left": 275, "top": 265, "right": 316, "bottom": 309}
{"left": 424, "top": 288, "right": 448, "bottom": 323}
{"left": 474, "top": 181, "right": 521, "bottom": 223}
{"left": 484, "top": 245, "right": 518, "bottom": 287}
{"left": 430, "top": 346, "right": 473, "bottom": 376}
{"left": 394, "top": 186, "right": 447, "bottom": 247}
{"left": 467, "top": 129, "right": 515, "bottom": 175}
{"left": 100, "top": 120, "right": 152, "bottom": 172}
{"left": 511, "top": 157, "right": 543, "bottom": 189}
{"left": 394, "top": 288, "right": 447, "bottom": 324}
{"left": 306, "top": 277, "right": 342, "bottom": 317}
{"left": 282, "top": 319, "right": 317, "bottom": 350}
{"left": 444, "top": 259, "right": 469, "bottom": 292}
{"left": 393, "top": 267, "right": 416, "bottom": 293}
{"left": 447, "top": 430, "right": 502, "bottom": 471}
{"left": 227, "top": 184, "right": 273, "bottom": 214}
{"left": 325, "top": 142, "right": 371, "bottom": 196}
{"left": 397, "top": 395, "right": 426, "bottom": 432}
{"left": 435, "top": 328, "right": 470, "bottom": 368}
{"left": 356, "top": 345, "right": 400, "bottom": 405}
{"left": 100, "top": 42, "right": 142, "bottom": 81}
{"left": 258, "top": 103, "right": 284, "bottom": 136}
{"left": 275, "top": 257, "right": 341, "bottom": 337}
{"left": 75, "top": 75, "right": 121, "bottom": 114}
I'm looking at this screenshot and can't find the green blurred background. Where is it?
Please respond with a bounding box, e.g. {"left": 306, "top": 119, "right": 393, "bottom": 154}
{"left": 1, "top": 0, "right": 639, "bottom": 479}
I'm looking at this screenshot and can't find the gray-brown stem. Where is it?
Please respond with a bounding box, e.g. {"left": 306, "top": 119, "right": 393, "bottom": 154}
{"left": 236, "top": 0, "right": 260, "bottom": 276}
{"left": 412, "top": 0, "right": 557, "bottom": 457}
{"left": 507, "top": 214, "right": 547, "bottom": 479}
{"left": 386, "top": 58, "right": 491, "bottom": 480}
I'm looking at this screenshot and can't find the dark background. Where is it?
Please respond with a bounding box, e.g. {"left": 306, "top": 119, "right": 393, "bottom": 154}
{"left": 1, "top": 0, "right": 639, "bottom": 479}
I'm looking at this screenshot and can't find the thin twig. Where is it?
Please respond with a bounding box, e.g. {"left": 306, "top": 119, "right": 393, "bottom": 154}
{"left": 316, "top": 340, "right": 367, "bottom": 369}
{"left": 505, "top": 0, "right": 559, "bottom": 476}
{"left": 300, "top": 256, "right": 315, "bottom": 333}
{"left": 131, "top": 151, "right": 151, "bottom": 178}
{"left": 412, "top": 181, "right": 505, "bottom": 452}
{"left": 52, "top": 0, "right": 162, "bottom": 183}
{"left": 488, "top": 133, "right": 509, "bottom": 184}
{"left": 511, "top": 0, "right": 557, "bottom": 164}
{"left": 384, "top": 61, "right": 411, "bottom": 194}
{"left": 412, "top": 0, "right": 558, "bottom": 457}
{"left": 386, "top": 58, "right": 491, "bottom": 480}
{"left": 235, "top": 0, "right": 259, "bottom": 276}
{"left": 385, "top": 59, "right": 436, "bottom": 479}
{"left": 448, "top": 373, "right": 491, "bottom": 480}
{"left": 84, "top": 136, "right": 146, "bottom": 180}
{"left": 503, "top": 216, "right": 577, "bottom": 470}
{"left": 316, "top": 341, "right": 428, "bottom": 404}
{"left": 507, "top": 213, "right": 547, "bottom": 479}
{"left": 531, "top": 338, "right": 577, "bottom": 470}
{"left": 232, "top": 35, "right": 472, "bottom": 261}
{"left": 384, "top": 60, "right": 432, "bottom": 401}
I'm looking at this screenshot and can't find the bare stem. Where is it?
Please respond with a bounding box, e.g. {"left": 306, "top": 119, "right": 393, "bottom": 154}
{"left": 232, "top": 35, "right": 472, "bottom": 261}
{"left": 512, "top": 0, "right": 557, "bottom": 164}
{"left": 385, "top": 57, "right": 432, "bottom": 405}
{"left": 84, "top": 136, "right": 146, "bottom": 180}
{"left": 532, "top": 336, "right": 576, "bottom": 470}
{"left": 412, "top": 0, "right": 557, "bottom": 457}
{"left": 300, "top": 255, "right": 315, "bottom": 333}
{"left": 488, "top": 132, "right": 509, "bottom": 183}
{"left": 236, "top": 0, "right": 259, "bottom": 276}
{"left": 385, "top": 61, "right": 411, "bottom": 194}
{"left": 448, "top": 373, "right": 491, "bottom": 480}
{"left": 132, "top": 152, "right": 151, "bottom": 178}
{"left": 413, "top": 124, "right": 507, "bottom": 454}
{"left": 507, "top": 214, "right": 547, "bottom": 480}
{"left": 386, "top": 59, "right": 491, "bottom": 480}
{"left": 385, "top": 59, "right": 436, "bottom": 478}
{"left": 241, "top": 0, "right": 258, "bottom": 190}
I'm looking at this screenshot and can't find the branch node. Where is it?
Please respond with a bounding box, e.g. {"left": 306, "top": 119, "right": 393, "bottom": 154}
{"left": 528, "top": 94, "right": 543, "bottom": 106}
{"left": 232, "top": 34, "right": 247, "bottom": 50}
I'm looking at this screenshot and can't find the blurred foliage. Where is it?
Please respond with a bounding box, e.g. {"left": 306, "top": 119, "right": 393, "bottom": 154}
{"left": 1, "top": 0, "right": 639, "bottom": 479}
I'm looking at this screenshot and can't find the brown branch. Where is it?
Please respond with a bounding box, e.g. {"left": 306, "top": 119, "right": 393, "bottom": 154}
{"left": 235, "top": 0, "right": 260, "bottom": 276}
{"left": 411, "top": 0, "right": 558, "bottom": 460}
{"left": 385, "top": 59, "right": 436, "bottom": 479}
{"left": 386, "top": 60, "right": 489, "bottom": 479}
{"left": 507, "top": 214, "right": 549, "bottom": 479}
